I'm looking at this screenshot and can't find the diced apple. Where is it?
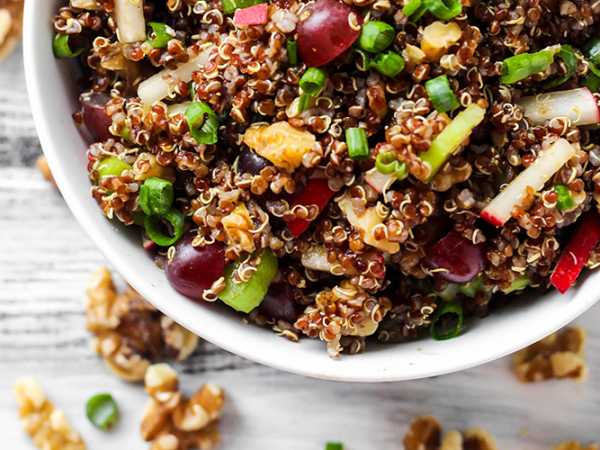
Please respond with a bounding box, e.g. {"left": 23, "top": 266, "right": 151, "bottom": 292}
{"left": 337, "top": 195, "right": 400, "bottom": 254}
{"left": 301, "top": 246, "right": 333, "bottom": 272}
{"left": 137, "top": 47, "right": 215, "bottom": 105}
{"left": 364, "top": 167, "right": 396, "bottom": 193}
{"left": 114, "top": 0, "right": 146, "bottom": 43}
{"left": 518, "top": 88, "right": 600, "bottom": 126}
{"left": 481, "top": 138, "right": 576, "bottom": 227}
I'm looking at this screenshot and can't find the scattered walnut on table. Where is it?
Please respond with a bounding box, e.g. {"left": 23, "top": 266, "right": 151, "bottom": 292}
{"left": 86, "top": 267, "right": 199, "bottom": 382}
{"left": 13, "top": 377, "right": 86, "bottom": 450}
{"left": 403, "top": 417, "right": 498, "bottom": 450}
{"left": 0, "top": 0, "right": 23, "bottom": 62}
{"left": 554, "top": 442, "right": 599, "bottom": 450}
{"left": 141, "top": 364, "right": 225, "bottom": 450}
{"left": 512, "top": 326, "right": 587, "bottom": 383}
{"left": 404, "top": 416, "right": 442, "bottom": 450}
{"left": 36, "top": 156, "right": 57, "bottom": 186}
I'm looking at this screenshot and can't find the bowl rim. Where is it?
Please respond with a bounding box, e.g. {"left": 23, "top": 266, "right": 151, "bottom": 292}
{"left": 24, "top": 0, "right": 600, "bottom": 383}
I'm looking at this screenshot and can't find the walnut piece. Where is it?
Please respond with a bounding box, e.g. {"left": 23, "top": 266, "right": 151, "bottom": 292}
{"left": 404, "top": 416, "right": 441, "bottom": 450}
{"left": 554, "top": 442, "right": 599, "bottom": 450}
{"left": 36, "top": 156, "right": 56, "bottom": 186}
{"left": 512, "top": 326, "right": 587, "bottom": 382}
{"left": 404, "top": 417, "right": 498, "bottom": 450}
{"left": 0, "top": 0, "right": 23, "bottom": 61}
{"left": 14, "top": 377, "right": 86, "bottom": 450}
{"left": 141, "top": 364, "right": 225, "bottom": 450}
{"left": 86, "top": 267, "right": 199, "bottom": 382}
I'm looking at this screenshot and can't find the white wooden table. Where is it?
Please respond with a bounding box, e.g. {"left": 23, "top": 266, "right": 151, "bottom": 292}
{"left": 1, "top": 47, "right": 599, "bottom": 450}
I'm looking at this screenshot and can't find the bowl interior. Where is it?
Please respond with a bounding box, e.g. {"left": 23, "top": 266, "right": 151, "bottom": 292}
{"left": 24, "top": 0, "right": 600, "bottom": 382}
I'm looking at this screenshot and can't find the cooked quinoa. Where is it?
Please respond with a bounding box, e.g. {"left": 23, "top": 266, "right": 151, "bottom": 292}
{"left": 54, "top": 0, "right": 600, "bottom": 356}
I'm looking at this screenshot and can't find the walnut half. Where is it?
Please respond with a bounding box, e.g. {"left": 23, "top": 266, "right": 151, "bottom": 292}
{"left": 86, "top": 267, "right": 199, "bottom": 382}
{"left": 14, "top": 377, "right": 86, "bottom": 450}
{"left": 403, "top": 417, "right": 498, "bottom": 450}
{"left": 141, "top": 364, "right": 225, "bottom": 450}
{"left": 512, "top": 326, "right": 587, "bottom": 383}
{"left": 554, "top": 442, "right": 599, "bottom": 450}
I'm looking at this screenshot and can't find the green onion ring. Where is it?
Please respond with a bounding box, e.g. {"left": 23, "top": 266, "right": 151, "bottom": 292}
{"left": 147, "top": 22, "right": 173, "bottom": 49}
{"left": 184, "top": 101, "right": 219, "bottom": 145}
{"left": 86, "top": 393, "right": 119, "bottom": 431}
{"left": 299, "top": 67, "right": 328, "bottom": 96}
{"left": 53, "top": 34, "right": 85, "bottom": 58}
{"left": 375, "top": 151, "right": 408, "bottom": 180}
{"left": 139, "top": 177, "right": 174, "bottom": 216}
{"left": 144, "top": 209, "right": 185, "bottom": 247}
{"left": 431, "top": 301, "right": 464, "bottom": 340}
{"left": 423, "top": 0, "right": 462, "bottom": 20}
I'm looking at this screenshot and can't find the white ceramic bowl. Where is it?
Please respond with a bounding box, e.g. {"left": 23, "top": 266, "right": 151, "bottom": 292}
{"left": 24, "top": 0, "right": 600, "bottom": 382}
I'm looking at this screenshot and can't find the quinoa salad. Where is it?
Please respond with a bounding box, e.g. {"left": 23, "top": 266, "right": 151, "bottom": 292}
{"left": 53, "top": 0, "right": 600, "bottom": 357}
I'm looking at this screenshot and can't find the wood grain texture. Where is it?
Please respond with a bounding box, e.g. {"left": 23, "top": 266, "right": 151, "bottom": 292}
{"left": 1, "top": 47, "right": 599, "bottom": 449}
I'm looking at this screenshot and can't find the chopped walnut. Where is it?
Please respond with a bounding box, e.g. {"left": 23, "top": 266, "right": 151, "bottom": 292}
{"left": 0, "top": 0, "right": 23, "bottom": 61}
{"left": 14, "top": 377, "right": 86, "bottom": 450}
{"left": 554, "top": 442, "right": 599, "bottom": 450}
{"left": 86, "top": 267, "right": 199, "bottom": 382}
{"left": 404, "top": 416, "right": 441, "bottom": 450}
{"left": 294, "top": 281, "right": 392, "bottom": 357}
{"left": 141, "top": 364, "right": 225, "bottom": 450}
{"left": 36, "top": 156, "right": 56, "bottom": 186}
{"left": 512, "top": 326, "right": 587, "bottom": 382}
{"left": 404, "top": 417, "right": 498, "bottom": 450}
{"left": 222, "top": 203, "right": 256, "bottom": 253}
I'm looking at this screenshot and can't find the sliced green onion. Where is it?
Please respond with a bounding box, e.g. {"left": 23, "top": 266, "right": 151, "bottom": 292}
{"left": 425, "top": 75, "right": 459, "bottom": 113}
{"left": 144, "top": 209, "right": 185, "bottom": 247}
{"left": 358, "top": 21, "right": 396, "bottom": 54}
{"left": 345, "top": 128, "right": 369, "bottom": 160}
{"left": 97, "top": 157, "right": 131, "bottom": 179}
{"left": 146, "top": 22, "right": 173, "bottom": 49}
{"left": 403, "top": 0, "right": 422, "bottom": 16}
{"left": 555, "top": 184, "right": 575, "bottom": 211}
{"left": 584, "top": 37, "right": 600, "bottom": 66}
{"left": 325, "top": 443, "right": 344, "bottom": 450}
{"left": 287, "top": 39, "right": 298, "bottom": 65}
{"left": 297, "top": 93, "right": 313, "bottom": 112}
{"left": 139, "top": 177, "right": 174, "bottom": 216}
{"left": 500, "top": 47, "right": 560, "bottom": 85}
{"left": 584, "top": 72, "right": 600, "bottom": 92}
{"left": 544, "top": 45, "right": 578, "bottom": 89}
{"left": 418, "top": 104, "right": 486, "bottom": 182}
{"left": 437, "top": 277, "right": 489, "bottom": 301}
{"left": 375, "top": 151, "right": 408, "bottom": 180}
{"left": 221, "top": 0, "right": 264, "bottom": 15}
{"left": 218, "top": 249, "right": 278, "bottom": 313}
{"left": 589, "top": 63, "right": 600, "bottom": 78}
{"left": 431, "top": 301, "right": 464, "bottom": 340}
{"left": 423, "top": 0, "right": 462, "bottom": 20}
{"left": 53, "top": 34, "right": 84, "bottom": 58}
{"left": 501, "top": 275, "right": 530, "bottom": 294}
{"left": 86, "top": 393, "right": 119, "bottom": 431}
{"left": 370, "top": 50, "right": 405, "bottom": 78}
{"left": 300, "top": 67, "right": 327, "bottom": 96}
{"left": 185, "top": 101, "right": 218, "bottom": 145}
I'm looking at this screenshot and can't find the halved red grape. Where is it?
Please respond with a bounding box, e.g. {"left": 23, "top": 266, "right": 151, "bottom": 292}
{"left": 426, "top": 231, "right": 484, "bottom": 283}
{"left": 259, "top": 283, "right": 300, "bottom": 322}
{"left": 165, "top": 232, "right": 226, "bottom": 300}
{"left": 238, "top": 150, "right": 270, "bottom": 175}
{"left": 297, "top": 0, "right": 362, "bottom": 67}
{"left": 80, "top": 92, "right": 112, "bottom": 142}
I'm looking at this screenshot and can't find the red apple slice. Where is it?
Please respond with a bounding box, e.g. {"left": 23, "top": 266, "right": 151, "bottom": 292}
{"left": 518, "top": 87, "right": 600, "bottom": 126}
{"left": 481, "top": 138, "right": 576, "bottom": 227}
